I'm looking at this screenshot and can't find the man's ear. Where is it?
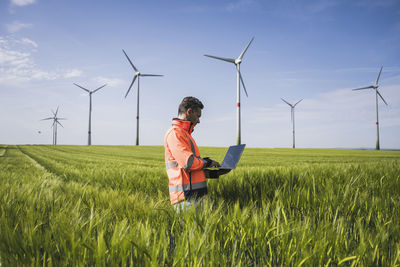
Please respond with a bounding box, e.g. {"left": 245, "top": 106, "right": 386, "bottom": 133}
{"left": 186, "top": 108, "right": 192, "bottom": 117}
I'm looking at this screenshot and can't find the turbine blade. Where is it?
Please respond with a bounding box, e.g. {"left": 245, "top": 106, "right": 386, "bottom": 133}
{"left": 122, "top": 49, "right": 138, "bottom": 72}
{"left": 125, "top": 75, "right": 137, "bottom": 98}
{"left": 56, "top": 120, "right": 64, "bottom": 128}
{"left": 55, "top": 106, "right": 59, "bottom": 117}
{"left": 41, "top": 117, "right": 53, "bottom": 121}
{"left": 204, "top": 54, "right": 235, "bottom": 63}
{"left": 238, "top": 37, "right": 254, "bottom": 60}
{"left": 140, "top": 74, "right": 163, "bottom": 77}
{"left": 239, "top": 71, "right": 248, "bottom": 97}
{"left": 74, "top": 83, "right": 90, "bottom": 93}
{"left": 281, "top": 98, "right": 293, "bottom": 107}
{"left": 375, "top": 66, "right": 383, "bottom": 86}
{"left": 93, "top": 84, "right": 107, "bottom": 93}
{"left": 377, "top": 90, "right": 388, "bottom": 105}
{"left": 352, "top": 86, "right": 374, "bottom": 91}
{"left": 294, "top": 99, "right": 303, "bottom": 107}
{"left": 57, "top": 118, "right": 67, "bottom": 120}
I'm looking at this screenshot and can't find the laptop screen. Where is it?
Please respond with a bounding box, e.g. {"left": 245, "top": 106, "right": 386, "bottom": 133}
{"left": 220, "top": 144, "right": 246, "bottom": 169}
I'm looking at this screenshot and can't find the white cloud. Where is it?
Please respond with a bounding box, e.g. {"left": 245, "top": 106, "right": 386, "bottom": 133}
{"left": 93, "top": 76, "right": 124, "bottom": 87}
{"left": 10, "top": 0, "right": 36, "bottom": 6}
{"left": 0, "top": 48, "right": 30, "bottom": 66}
{"left": 0, "top": 36, "right": 52, "bottom": 84}
{"left": 64, "top": 69, "right": 83, "bottom": 78}
{"left": 0, "top": 36, "right": 84, "bottom": 85}
{"left": 6, "top": 21, "right": 33, "bottom": 33}
{"left": 20, "top": 38, "right": 38, "bottom": 48}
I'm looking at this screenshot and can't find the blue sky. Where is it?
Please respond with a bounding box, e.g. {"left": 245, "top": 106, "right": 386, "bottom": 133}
{"left": 1, "top": 0, "right": 399, "bottom": 148}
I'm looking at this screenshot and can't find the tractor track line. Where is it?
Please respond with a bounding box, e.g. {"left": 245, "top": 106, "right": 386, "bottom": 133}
{"left": 0, "top": 145, "right": 7, "bottom": 157}
{"left": 16, "top": 146, "right": 63, "bottom": 181}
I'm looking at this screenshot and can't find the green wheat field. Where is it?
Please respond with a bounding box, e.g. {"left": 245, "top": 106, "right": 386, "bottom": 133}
{"left": 0, "top": 145, "right": 399, "bottom": 266}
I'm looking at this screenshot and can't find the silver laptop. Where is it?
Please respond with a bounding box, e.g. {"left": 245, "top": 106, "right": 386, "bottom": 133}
{"left": 208, "top": 144, "right": 246, "bottom": 170}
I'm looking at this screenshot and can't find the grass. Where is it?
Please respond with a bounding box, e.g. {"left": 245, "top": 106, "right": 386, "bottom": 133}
{"left": 0, "top": 144, "right": 399, "bottom": 266}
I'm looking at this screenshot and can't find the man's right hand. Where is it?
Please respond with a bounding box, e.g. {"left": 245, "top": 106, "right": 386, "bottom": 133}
{"left": 203, "top": 157, "right": 220, "bottom": 168}
{"left": 209, "top": 160, "right": 220, "bottom": 168}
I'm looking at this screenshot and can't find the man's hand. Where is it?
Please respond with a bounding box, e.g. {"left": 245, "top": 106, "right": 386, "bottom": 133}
{"left": 203, "top": 157, "right": 220, "bottom": 168}
{"left": 209, "top": 160, "right": 220, "bottom": 168}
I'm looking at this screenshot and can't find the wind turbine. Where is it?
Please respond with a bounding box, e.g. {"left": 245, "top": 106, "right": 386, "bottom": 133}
{"left": 41, "top": 107, "right": 66, "bottom": 145}
{"left": 351, "top": 66, "right": 388, "bottom": 150}
{"left": 204, "top": 37, "right": 254, "bottom": 145}
{"left": 74, "top": 83, "right": 107, "bottom": 145}
{"left": 281, "top": 98, "right": 302, "bottom": 149}
{"left": 122, "top": 49, "right": 163, "bottom": 146}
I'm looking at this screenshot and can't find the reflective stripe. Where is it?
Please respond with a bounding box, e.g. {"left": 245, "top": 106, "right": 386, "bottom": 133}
{"left": 189, "top": 138, "right": 196, "bottom": 154}
{"left": 169, "top": 184, "right": 187, "bottom": 193}
{"left": 169, "top": 181, "right": 207, "bottom": 193}
{"left": 185, "top": 137, "right": 199, "bottom": 170}
{"left": 166, "top": 161, "right": 178, "bottom": 169}
{"left": 191, "top": 181, "right": 207, "bottom": 190}
{"left": 183, "top": 155, "right": 194, "bottom": 171}
{"left": 188, "top": 137, "right": 204, "bottom": 169}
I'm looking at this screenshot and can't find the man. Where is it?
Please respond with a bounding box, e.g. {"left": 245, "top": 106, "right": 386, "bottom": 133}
{"left": 164, "top": 96, "right": 230, "bottom": 210}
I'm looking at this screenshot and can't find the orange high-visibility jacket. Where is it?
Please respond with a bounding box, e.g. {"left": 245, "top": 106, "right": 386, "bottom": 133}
{"left": 164, "top": 119, "right": 216, "bottom": 205}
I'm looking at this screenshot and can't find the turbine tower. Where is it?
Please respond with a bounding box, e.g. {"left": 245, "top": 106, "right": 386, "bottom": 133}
{"left": 281, "top": 98, "right": 302, "bottom": 149}
{"left": 122, "top": 49, "right": 163, "bottom": 146}
{"left": 41, "top": 107, "right": 66, "bottom": 145}
{"left": 74, "top": 83, "right": 107, "bottom": 145}
{"left": 204, "top": 37, "right": 254, "bottom": 145}
{"left": 352, "top": 66, "right": 388, "bottom": 150}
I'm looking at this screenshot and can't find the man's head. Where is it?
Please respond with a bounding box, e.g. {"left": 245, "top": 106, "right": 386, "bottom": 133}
{"left": 178, "top": 96, "right": 204, "bottom": 126}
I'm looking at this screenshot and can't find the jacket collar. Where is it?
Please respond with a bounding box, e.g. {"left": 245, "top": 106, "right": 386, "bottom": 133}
{"left": 172, "top": 118, "right": 195, "bottom": 134}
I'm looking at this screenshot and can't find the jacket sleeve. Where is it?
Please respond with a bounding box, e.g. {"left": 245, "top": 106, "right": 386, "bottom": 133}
{"left": 166, "top": 129, "right": 206, "bottom": 171}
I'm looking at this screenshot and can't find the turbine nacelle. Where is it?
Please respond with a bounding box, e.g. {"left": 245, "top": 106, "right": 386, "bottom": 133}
{"left": 74, "top": 83, "right": 106, "bottom": 94}
{"left": 122, "top": 49, "right": 163, "bottom": 99}
{"left": 351, "top": 67, "right": 387, "bottom": 106}
{"left": 281, "top": 98, "right": 302, "bottom": 109}
{"left": 204, "top": 37, "right": 254, "bottom": 99}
